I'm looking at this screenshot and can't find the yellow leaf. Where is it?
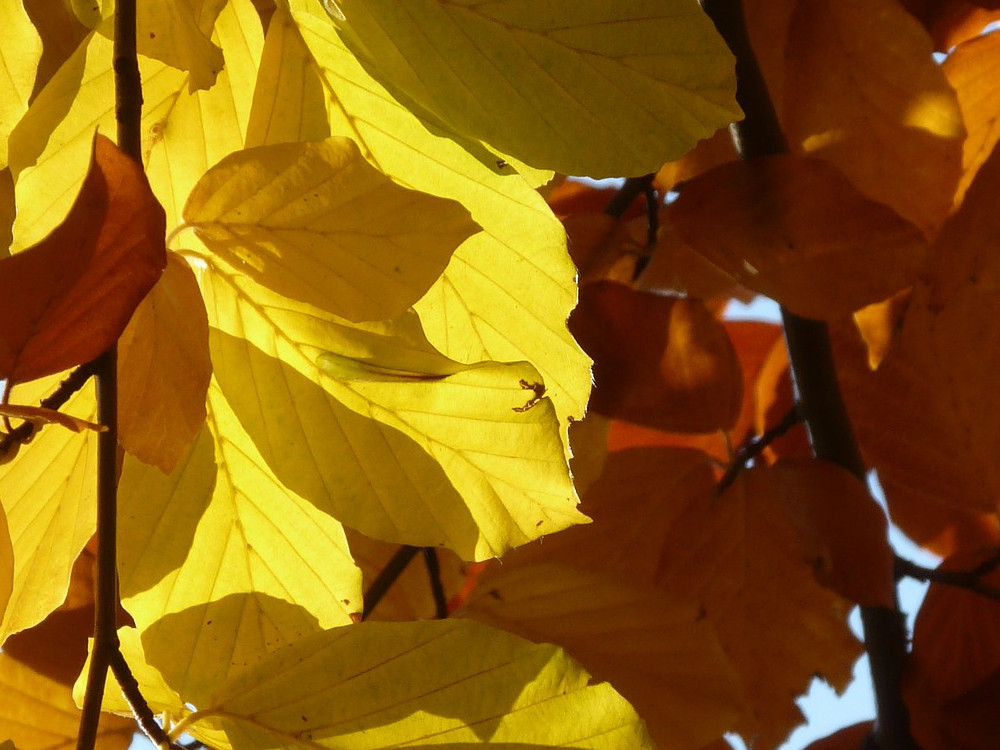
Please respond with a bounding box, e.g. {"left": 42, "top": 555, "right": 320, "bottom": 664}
{"left": 245, "top": 7, "right": 331, "bottom": 148}
{"left": 462, "top": 563, "right": 744, "bottom": 750}
{"left": 183, "top": 137, "right": 479, "bottom": 322}
{"left": 8, "top": 0, "right": 262, "bottom": 249}
{"left": 289, "top": 8, "right": 591, "bottom": 433}
{"left": 325, "top": 0, "right": 739, "bottom": 177}
{"left": 0, "top": 652, "right": 133, "bottom": 750}
{"left": 181, "top": 620, "right": 654, "bottom": 749}
{"left": 0, "top": 0, "right": 41, "bottom": 166}
{"left": 0, "top": 379, "right": 96, "bottom": 643}
{"left": 0, "top": 507, "right": 12, "bottom": 641}
{"left": 118, "top": 380, "right": 361, "bottom": 704}
{"left": 134, "top": 0, "right": 224, "bottom": 91}
{"left": 201, "top": 258, "right": 585, "bottom": 560}
{"left": 119, "top": 253, "right": 211, "bottom": 472}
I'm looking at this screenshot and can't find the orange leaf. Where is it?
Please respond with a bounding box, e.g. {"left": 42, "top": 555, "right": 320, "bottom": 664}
{"left": 943, "top": 31, "right": 1000, "bottom": 207}
{"left": 570, "top": 282, "right": 742, "bottom": 434}
{"left": 637, "top": 218, "right": 745, "bottom": 300}
{"left": 0, "top": 134, "right": 166, "bottom": 384}
{"left": 768, "top": 459, "right": 896, "bottom": 608}
{"left": 563, "top": 213, "right": 644, "bottom": 284}
{"left": 654, "top": 127, "right": 738, "bottom": 194}
{"left": 783, "top": 0, "right": 964, "bottom": 237}
{"left": 753, "top": 335, "right": 812, "bottom": 463}
{"left": 655, "top": 466, "right": 862, "bottom": 749}
{"left": 118, "top": 254, "right": 210, "bottom": 473}
{"left": 833, "top": 299, "right": 1000, "bottom": 555}
{"left": 901, "top": 0, "right": 1000, "bottom": 49}
{"left": 852, "top": 289, "right": 912, "bottom": 370}
{"left": 669, "top": 155, "right": 928, "bottom": 319}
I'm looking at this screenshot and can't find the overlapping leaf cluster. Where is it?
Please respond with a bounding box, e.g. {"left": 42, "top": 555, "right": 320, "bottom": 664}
{"left": 2, "top": 1, "right": 1000, "bottom": 750}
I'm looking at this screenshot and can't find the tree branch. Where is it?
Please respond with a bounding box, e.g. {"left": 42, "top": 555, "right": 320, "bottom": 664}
{"left": 716, "top": 405, "right": 802, "bottom": 494}
{"left": 362, "top": 545, "right": 420, "bottom": 620}
{"left": 109, "top": 650, "right": 180, "bottom": 749}
{"left": 77, "top": 2, "right": 141, "bottom": 748}
{"left": 603, "top": 174, "right": 654, "bottom": 219}
{"left": 895, "top": 554, "right": 1000, "bottom": 604}
{"left": 698, "top": 2, "right": 917, "bottom": 748}
{"left": 423, "top": 548, "right": 449, "bottom": 619}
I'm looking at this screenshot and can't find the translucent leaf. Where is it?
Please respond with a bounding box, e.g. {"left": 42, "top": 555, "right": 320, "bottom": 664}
{"left": 326, "top": 0, "right": 740, "bottom": 177}
{"left": 118, "top": 380, "right": 361, "bottom": 704}
{"left": 287, "top": 7, "right": 591, "bottom": 434}
{"left": 669, "top": 155, "right": 928, "bottom": 319}
{"left": 0, "top": 134, "right": 166, "bottom": 384}
{"left": 0, "top": 652, "right": 133, "bottom": 750}
{"left": 119, "top": 254, "right": 211, "bottom": 472}
{"left": 183, "top": 137, "right": 478, "bottom": 322}
{"left": 0, "top": 380, "right": 96, "bottom": 642}
{"left": 0, "top": 0, "right": 41, "bottom": 166}
{"left": 134, "top": 0, "right": 224, "bottom": 91}
{"left": 182, "top": 620, "right": 655, "bottom": 749}
{"left": 200, "top": 258, "right": 585, "bottom": 560}
{"left": 462, "top": 563, "right": 744, "bottom": 750}
{"left": 781, "top": 0, "right": 964, "bottom": 236}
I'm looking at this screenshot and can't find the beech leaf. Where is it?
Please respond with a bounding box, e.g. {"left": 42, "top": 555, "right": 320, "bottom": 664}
{"left": 183, "top": 137, "right": 479, "bottom": 323}
{"left": 0, "top": 134, "right": 166, "bottom": 384}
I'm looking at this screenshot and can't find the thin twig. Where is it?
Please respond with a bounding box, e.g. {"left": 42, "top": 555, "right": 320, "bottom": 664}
{"left": 698, "top": 2, "right": 917, "bottom": 748}
{"left": 716, "top": 405, "right": 802, "bottom": 494}
{"left": 603, "top": 174, "right": 654, "bottom": 219}
{"left": 109, "top": 651, "right": 181, "bottom": 749}
{"left": 0, "top": 363, "right": 97, "bottom": 458}
{"left": 895, "top": 555, "right": 1000, "bottom": 604}
{"left": 362, "top": 545, "right": 420, "bottom": 620}
{"left": 423, "top": 548, "right": 449, "bottom": 619}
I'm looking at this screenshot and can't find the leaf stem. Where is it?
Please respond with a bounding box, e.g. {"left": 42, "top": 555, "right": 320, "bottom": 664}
{"left": 423, "top": 548, "right": 449, "bottom": 619}
{"left": 715, "top": 404, "right": 802, "bottom": 494}
{"left": 362, "top": 545, "right": 421, "bottom": 620}
{"left": 109, "top": 649, "right": 179, "bottom": 748}
{"left": 698, "top": 1, "right": 917, "bottom": 748}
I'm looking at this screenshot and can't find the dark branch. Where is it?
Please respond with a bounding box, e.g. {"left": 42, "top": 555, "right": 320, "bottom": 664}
{"left": 716, "top": 405, "right": 802, "bottom": 494}
{"left": 362, "top": 545, "right": 420, "bottom": 620}
{"left": 895, "top": 554, "right": 1000, "bottom": 604}
{"left": 603, "top": 174, "right": 655, "bottom": 219}
{"left": 0, "top": 363, "right": 97, "bottom": 459}
{"left": 423, "top": 548, "right": 449, "bottom": 619}
{"left": 109, "top": 650, "right": 182, "bottom": 749}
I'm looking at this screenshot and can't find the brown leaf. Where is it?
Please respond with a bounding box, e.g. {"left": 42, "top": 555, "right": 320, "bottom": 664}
{"left": 833, "top": 293, "right": 1000, "bottom": 554}
{"left": 570, "top": 282, "right": 742, "bottom": 433}
{"left": 655, "top": 467, "right": 863, "bottom": 750}
{"left": 852, "top": 289, "right": 912, "bottom": 370}
{"left": 769, "top": 459, "right": 896, "bottom": 608}
{"left": 753, "top": 336, "right": 812, "bottom": 463}
{"left": 654, "top": 127, "right": 739, "bottom": 194}
{"left": 669, "top": 155, "right": 928, "bottom": 319}
{"left": 901, "top": 0, "right": 1000, "bottom": 49}
{"left": 563, "top": 213, "right": 643, "bottom": 284}
{"left": 943, "top": 31, "right": 1000, "bottom": 207}
{"left": 637, "top": 218, "right": 745, "bottom": 300}
{"left": 783, "top": 0, "right": 965, "bottom": 237}
{"left": 119, "top": 254, "right": 210, "bottom": 473}
{"left": 801, "top": 722, "right": 874, "bottom": 750}
{"left": 0, "top": 134, "right": 166, "bottom": 384}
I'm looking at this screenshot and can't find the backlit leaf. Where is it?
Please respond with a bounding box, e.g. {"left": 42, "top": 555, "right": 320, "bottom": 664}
{"left": 656, "top": 467, "right": 862, "bottom": 749}
{"left": 182, "top": 620, "right": 655, "bottom": 749}
{"left": 462, "top": 563, "right": 744, "bottom": 750}
{"left": 570, "top": 283, "right": 742, "bottom": 433}
{"left": 0, "top": 134, "right": 166, "bottom": 384}
{"left": 183, "top": 137, "right": 478, "bottom": 322}
{"left": 327, "top": 0, "right": 740, "bottom": 177}
{"left": 670, "top": 155, "right": 928, "bottom": 319}
{"left": 0, "top": 0, "right": 41, "bottom": 167}
{"left": 0, "top": 378, "right": 96, "bottom": 643}
{"left": 0, "top": 652, "right": 133, "bottom": 750}
{"left": 133, "top": 0, "right": 224, "bottom": 91}
{"left": 782, "top": 0, "right": 965, "bottom": 236}
{"left": 289, "top": 6, "right": 592, "bottom": 431}
{"left": 118, "top": 380, "right": 361, "bottom": 704}
{"left": 201, "top": 258, "right": 585, "bottom": 560}
{"left": 119, "top": 254, "right": 212, "bottom": 473}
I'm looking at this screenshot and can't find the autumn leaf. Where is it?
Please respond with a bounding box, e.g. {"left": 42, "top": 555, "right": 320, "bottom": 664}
{"left": 0, "top": 134, "right": 166, "bottom": 384}
{"left": 183, "top": 136, "right": 479, "bottom": 323}
{"left": 669, "top": 154, "right": 929, "bottom": 320}
{"left": 180, "top": 620, "right": 656, "bottom": 750}
{"left": 0, "top": 0, "right": 41, "bottom": 168}
{"left": 118, "top": 254, "right": 212, "bottom": 472}
{"left": 570, "top": 282, "right": 743, "bottom": 433}
{"left": 324, "top": 0, "right": 740, "bottom": 177}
